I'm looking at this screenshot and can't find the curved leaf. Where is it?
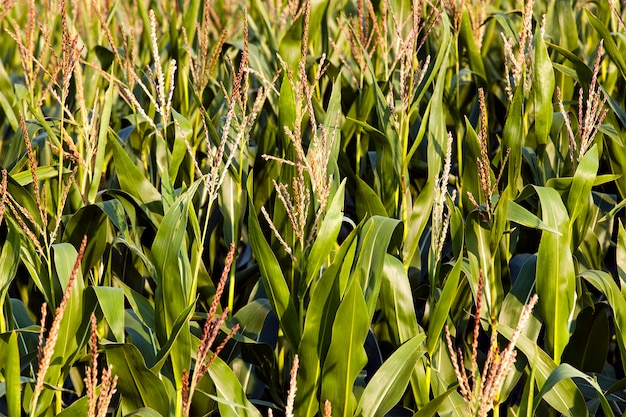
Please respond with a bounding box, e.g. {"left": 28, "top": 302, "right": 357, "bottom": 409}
{"left": 498, "top": 324, "right": 587, "bottom": 417}
{"left": 105, "top": 343, "right": 169, "bottom": 416}
{"left": 321, "top": 279, "right": 369, "bottom": 417}
{"left": 356, "top": 333, "right": 427, "bottom": 417}
{"left": 206, "top": 356, "right": 263, "bottom": 417}
{"left": 247, "top": 186, "right": 301, "bottom": 348}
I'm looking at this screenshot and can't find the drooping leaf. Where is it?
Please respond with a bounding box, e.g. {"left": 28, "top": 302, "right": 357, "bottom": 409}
{"left": 105, "top": 343, "right": 169, "bottom": 416}
{"left": 206, "top": 356, "right": 264, "bottom": 417}
{"left": 356, "top": 333, "right": 427, "bottom": 417}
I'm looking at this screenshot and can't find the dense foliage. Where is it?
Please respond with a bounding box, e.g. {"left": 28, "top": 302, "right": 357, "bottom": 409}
{"left": 0, "top": 0, "right": 626, "bottom": 416}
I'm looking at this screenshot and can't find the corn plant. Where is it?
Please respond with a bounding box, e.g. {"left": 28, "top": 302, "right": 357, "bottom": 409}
{"left": 0, "top": 0, "right": 626, "bottom": 416}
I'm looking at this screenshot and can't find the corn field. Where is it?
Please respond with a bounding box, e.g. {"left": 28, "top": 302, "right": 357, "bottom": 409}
{"left": 0, "top": 0, "right": 626, "bottom": 416}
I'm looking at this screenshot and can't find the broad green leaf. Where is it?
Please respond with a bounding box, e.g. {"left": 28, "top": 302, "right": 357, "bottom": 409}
{"left": 32, "top": 243, "right": 88, "bottom": 417}
{"left": 459, "top": 9, "right": 486, "bottom": 85}
{"left": 403, "top": 183, "right": 433, "bottom": 269}
{"left": 302, "top": 180, "right": 346, "bottom": 296}
{"left": 533, "top": 364, "right": 612, "bottom": 417}
{"left": 534, "top": 27, "right": 555, "bottom": 146}
{"left": 507, "top": 200, "right": 560, "bottom": 234}
{"left": 356, "top": 334, "right": 427, "bottom": 417}
{"left": 150, "top": 301, "right": 196, "bottom": 374}
{"left": 295, "top": 229, "right": 359, "bottom": 417}
{"left": 585, "top": 10, "right": 626, "bottom": 79}
{"left": 0, "top": 222, "right": 20, "bottom": 309}
{"left": 92, "top": 286, "right": 125, "bottom": 343}
{"left": 534, "top": 185, "right": 575, "bottom": 363}
{"left": 580, "top": 270, "right": 626, "bottom": 375}
{"left": 6, "top": 331, "right": 20, "bottom": 417}
{"left": 206, "top": 356, "right": 263, "bottom": 417}
{"left": 427, "top": 257, "right": 463, "bottom": 355}
{"left": 352, "top": 216, "right": 400, "bottom": 320}
{"left": 88, "top": 82, "right": 115, "bottom": 203}
{"left": 105, "top": 344, "right": 169, "bottom": 416}
{"left": 498, "top": 325, "right": 588, "bottom": 417}
{"left": 545, "top": 0, "right": 578, "bottom": 52}
{"left": 247, "top": 184, "right": 301, "bottom": 348}
{"left": 321, "top": 279, "right": 369, "bottom": 417}
{"left": 503, "top": 79, "right": 524, "bottom": 190}
{"left": 124, "top": 408, "right": 165, "bottom": 417}
{"left": 0, "top": 88, "right": 18, "bottom": 131}
{"left": 412, "top": 386, "right": 457, "bottom": 417}
{"left": 12, "top": 166, "right": 71, "bottom": 186}
{"left": 110, "top": 135, "right": 161, "bottom": 205}
{"left": 355, "top": 176, "right": 387, "bottom": 220}
{"left": 152, "top": 182, "right": 201, "bottom": 388}
{"left": 466, "top": 212, "right": 501, "bottom": 316}
{"left": 617, "top": 221, "right": 626, "bottom": 298}
{"left": 56, "top": 396, "right": 89, "bottom": 417}
{"left": 380, "top": 254, "right": 421, "bottom": 345}
{"left": 380, "top": 254, "right": 429, "bottom": 407}
{"left": 170, "top": 109, "right": 192, "bottom": 181}
{"left": 427, "top": 37, "right": 450, "bottom": 184}
{"left": 568, "top": 145, "right": 598, "bottom": 228}
{"left": 562, "top": 304, "right": 609, "bottom": 373}
{"left": 63, "top": 205, "right": 108, "bottom": 271}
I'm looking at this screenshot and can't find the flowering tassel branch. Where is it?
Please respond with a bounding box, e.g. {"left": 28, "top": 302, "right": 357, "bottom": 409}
{"left": 182, "top": 243, "right": 240, "bottom": 416}
{"left": 445, "top": 271, "right": 538, "bottom": 416}
{"left": 31, "top": 235, "right": 88, "bottom": 412}
{"left": 557, "top": 41, "right": 608, "bottom": 166}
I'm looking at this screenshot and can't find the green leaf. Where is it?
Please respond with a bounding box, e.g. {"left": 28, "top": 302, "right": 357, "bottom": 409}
{"left": 561, "top": 304, "right": 609, "bottom": 373}
{"left": 617, "top": 221, "right": 626, "bottom": 298}
{"left": 295, "top": 229, "right": 358, "bottom": 417}
{"left": 110, "top": 135, "right": 161, "bottom": 205}
{"left": 533, "top": 364, "right": 612, "bottom": 417}
{"left": 6, "top": 331, "right": 21, "bottom": 417}
{"left": 321, "top": 279, "right": 369, "bottom": 417}
{"left": 585, "top": 10, "right": 626, "bottom": 80}
{"left": 105, "top": 343, "right": 169, "bottom": 416}
{"left": 12, "top": 166, "right": 71, "bottom": 186}
{"left": 380, "top": 254, "right": 421, "bottom": 345}
{"left": 356, "top": 334, "right": 427, "bottom": 417}
{"left": 63, "top": 205, "right": 109, "bottom": 271}
{"left": 88, "top": 82, "right": 115, "bottom": 203}
{"left": 412, "top": 386, "right": 457, "bottom": 417}
{"left": 124, "top": 408, "right": 165, "bottom": 417}
{"left": 0, "top": 222, "right": 20, "bottom": 301}
{"left": 206, "top": 356, "right": 264, "bottom": 417}
{"left": 247, "top": 183, "right": 301, "bottom": 348}
{"left": 170, "top": 109, "right": 192, "bottom": 181}
{"left": 427, "top": 257, "right": 462, "bottom": 355}
{"left": 352, "top": 216, "right": 400, "bottom": 320}
{"left": 534, "top": 28, "right": 555, "bottom": 146}
{"left": 459, "top": 9, "right": 487, "bottom": 84}
{"left": 152, "top": 181, "right": 201, "bottom": 387}
{"left": 534, "top": 185, "right": 575, "bottom": 363}
{"left": 302, "top": 180, "right": 346, "bottom": 296}
{"left": 30, "top": 243, "right": 88, "bottom": 416}
{"left": 355, "top": 176, "right": 387, "bottom": 220}
{"left": 0, "top": 88, "right": 18, "bottom": 131}
{"left": 56, "top": 396, "right": 89, "bottom": 417}
{"left": 92, "top": 287, "right": 125, "bottom": 343}
{"left": 580, "top": 270, "right": 626, "bottom": 375}
{"left": 498, "top": 325, "right": 588, "bottom": 417}
{"left": 503, "top": 79, "right": 524, "bottom": 190}
{"left": 507, "top": 200, "right": 560, "bottom": 234}
{"left": 568, "top": 145, "right": 598, "bottom": 241}
{"left": 150, "top": 301, "right": 196, "bottom": 374}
